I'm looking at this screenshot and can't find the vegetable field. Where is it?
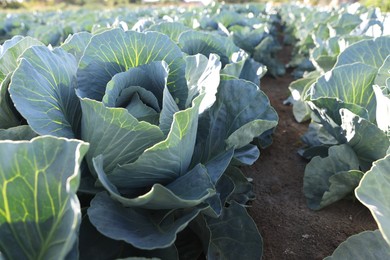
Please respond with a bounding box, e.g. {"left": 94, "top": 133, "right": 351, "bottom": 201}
{"left": 0, "top": 2, "right": 389, "bottom": 259}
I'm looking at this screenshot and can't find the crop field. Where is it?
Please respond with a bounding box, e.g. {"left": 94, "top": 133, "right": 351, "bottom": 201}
{"left": 0, "top": 1, "right": 389, "bottom": 259}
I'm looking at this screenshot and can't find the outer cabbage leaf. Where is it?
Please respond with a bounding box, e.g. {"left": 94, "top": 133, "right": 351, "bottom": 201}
{"left": 0, "top": 125, "right": 38, "bottom": 141}
{"left": 220, "top": 59, "right": 246, "bottom": 80}
{"left": 356, "top": 154, "right": 390, "bottom": 246}
{"left": 94, "top": 158, "right": 215, "bottom": 210}
{"left": 0, "top": 74, "right": 21, "bottom": 129}
{"left": 0, "top": 37, "right": 44, "bottom": 129}
{"left": 27, "top": 25, "right": 63, "bottom": 46}
{"left": 205, "top": 202, "right": 262, "bottom": 260}
{"left": 252, "top": 36, "right": 286, "bottom": 77}
{"left": 9, "top": 46, "right": 80, "bottom": 138}
{"left": 231, "top": 26, "right": 267, "bottom": 54}
{"left": 0, "top": 36, "right": 24, "bottom": 57}
{"left": 88, "top": 192, "right": 204, "bottom": 250}
{"left": 306, "top": 101, "right": 366, "bottom": 146}
{"left": 79, "top": 215, "right": 179, "bottom": 260}
{"left": 311, "top": 46, "right": 337, "bottom": 72}
{"left": 374, "top": 55, "right": 390, "bottom": 87}
{"left": 340, "top": 109, "right": 389, "bottom": 171}
{"left": 309, "top": 63, "right": 377, "bottom": 121}
{"left": 335, "top": 36, "right": 390, "bottom": 68}
{"left": 300, "top": 122, "right": 336, "bottom": 149}
{"left": 203, "top": 148, "right": 235, "bottom": 186}
{"left": 213, "top": 10, "right": 248, "bottom": 28}
{"left": 232, "top": 144, "right": 260, "bottom": 166}
{"left": 223, "top": 166, "right": 255, "bottom": 204}
{"left": 0, "top": 36, "right": 43, "bottom": 82}
{"left": 190, "top": 201, "right": 263, "bottom": 260}
{"left": 147, "top": 22, "right": 191, "bottom": 42}
{"left": 178, "top": 30, "right": 242, "bottom": 67}
{"left": 0, "top": 136, "right": 89, "bottom": 259}
{"left": 226, "top": 119, "right": 277, "bottom": 150}
{"left": 331, "top": 12, "right": 362, "bottom": 35}
{"left": 61, "top": 32, "right": 92, "bottom": 62}
{"left": 292, "top": 100, "right": 312, "bottom": 123}
{"left": 310, "top": 98, "right": 369, "bottom": 125}
{"left": 131, "top": 18, "right": 155, "bottom": 32}
{"left": 289, "top": 71, "right": 320, "bottom": 122}
{"left": 304, "top": 144, "right": 362, "bottom": 210}
{"left": 195, "top": 79, "right": 278, "bottom": 163}
{"left": 238, "top": 58, "right": 267, "bottom": 86}
{"left": 77, "top": 28, "right": 187, "bottom": 107}
{"left": 325, "top": 230, "right": 390, "bottom": 260}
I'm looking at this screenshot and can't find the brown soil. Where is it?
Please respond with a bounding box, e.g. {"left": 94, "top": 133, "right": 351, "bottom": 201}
{"left": 244, "top": 45, "right": 377, "bottom": 260}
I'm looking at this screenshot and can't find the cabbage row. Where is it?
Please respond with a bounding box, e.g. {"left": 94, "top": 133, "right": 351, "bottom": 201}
{"left": 282, "top": 3, "right": 390, "bottom": 258}
{"left": 0, "top": 4, "right": 281, "bottom": 259}
{"left": 279, "top": 3, "right": 389, "bottom": 79}
{"left": 1, "top": 3, "right": 285, "bottom": 77}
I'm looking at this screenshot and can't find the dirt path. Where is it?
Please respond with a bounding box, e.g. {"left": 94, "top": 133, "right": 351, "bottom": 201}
{"left": 244, "top": 46, "right": 377, "bottom": 260}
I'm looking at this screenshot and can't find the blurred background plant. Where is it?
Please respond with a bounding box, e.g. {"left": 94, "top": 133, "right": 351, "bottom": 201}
{"left": 1, "top": 0, "right": 24, "bottom": 9}
{"left": 360, "top": 0, "right": 390, "bottom": 11}
{"left": 1, "top": 0, "right": 389, "bottom": 11}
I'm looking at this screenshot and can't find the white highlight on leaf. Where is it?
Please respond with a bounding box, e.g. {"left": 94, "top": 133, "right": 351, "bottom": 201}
{"left": 291, "top": 89, "right": 301, "bottom": 101}
{"left": 373, "top": 85, "right": 390, "bottom": 134}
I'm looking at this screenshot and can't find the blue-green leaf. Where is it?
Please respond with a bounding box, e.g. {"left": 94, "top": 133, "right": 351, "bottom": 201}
{"left": 9, "top": 46, "right": 80, "bottom": 138}
{"left": 374, "top": 55, "right": 390, "bottom": 87}
{"left": 335, "top": 36, "right": 390, "bottom": 68}
{"left": 0, "top": 36, "right": 43, "bottom": 82}
{"left": 204, "top": 149, "right": 234, "bottom": 184}
{"left": 205, "top": 202, "right": 263, "bottom": 260}
{"left": 77, "top": 28, "right": 187, "bottom": 107}
{"left": 238, "top": 58, "right": 267, "bottom": 86}
{"left": 0, "top": 74, "right": 21, "bottom": 129}
{"left": 304, "top": 144, "right": 361, "bottom": 210}
{"left": 325, "top": 230, "right": 390, "bottom": 259}
{"left": 231, "top": 26, "right": 267, "bottom": 54}
{"left": 224, "top": 166, "right": 255, "bottom": 205}
{"left": 226, "top": 119, "right": 278, "bottom": 150}
{"left": 159, "top": 86, "right": 180, "bottom": 136}
{"left": 0, "top": 125, "right": 38, "bottom": 141}
{"left": 147, "top": 22, "right": 191, "bottom": 42}
{"left": 28, "top": 25, "right": 63, "bottom": 46}
{"left": 0, "top": 136, "right": 89, "bottom": 259}
{"left": 108, "top": 95, "right": 203, "bottom": 188}
{"left": 356, "top": 154, "right": 390, "bottom": 246}
{"left": 197, "top": 79, "right": 278, "bottom": 162}
{"left": 178, "top": 30, "right": 242, "bottom": 67}
{"left": 310, "top": 98, "right": 369, "bottom": 125}
{"left": 94, "top": 157, "right": 215, "bottom": 209}
{"left": 80, "top": 98, "right": 164, "bottom": 178}
{"left": 340, "top": 109, "right": 389, "bottom": 171}
{"left": 309, "top": 63, "right": 377, "bottom": 121}
{"left": 253, "top": 36, "right": 285, "bottom": 77}
{"left": 88, "top": 192, "right": 203, "bottom": 250}
{"left": 79, "top": 215, "right": 179, "bottom": 260}
{"left": 61, "top": 32, "right": 92, "bottom": 62}
{"left": 232, "top": 144, "right": 260, "bottom": 166}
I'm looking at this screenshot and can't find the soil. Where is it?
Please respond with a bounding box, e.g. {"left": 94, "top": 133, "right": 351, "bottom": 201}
{"left": 244, "top": 45, "right": 377, "bottom": 260}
